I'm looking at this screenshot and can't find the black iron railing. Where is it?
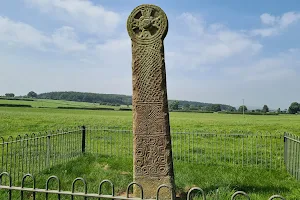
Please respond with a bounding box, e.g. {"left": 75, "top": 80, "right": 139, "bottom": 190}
{"left": 1, "top": 126, "right": 298, "bottom": 184}
{"left": 0, "top": 172, "right": 286, "bottom": 200}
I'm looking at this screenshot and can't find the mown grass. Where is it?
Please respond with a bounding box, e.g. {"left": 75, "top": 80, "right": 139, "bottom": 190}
{"left": 1, "top": 107, "right": 300, "bottom": 137}
{"left": 1, "top": 101, "right": 300, "bottom": 199}
{"left": 0, "top": 154, "right": 299, "bottom": 199}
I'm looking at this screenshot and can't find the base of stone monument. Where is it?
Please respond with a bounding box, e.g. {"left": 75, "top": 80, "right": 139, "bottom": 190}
{"left": 134, "top": 176, "right": 175, "bottom": 199}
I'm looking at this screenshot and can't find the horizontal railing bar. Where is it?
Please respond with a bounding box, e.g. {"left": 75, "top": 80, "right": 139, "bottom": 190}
{"left": 85, "top": 129, "right": 282, "bottom": 137}
{"left": 86, "top": 128, "right": 131, "bottom": 133}
{"left": 284, "top": 136, "right": 300, "bottom": 144}
{"left": 0, "top": 130, "right": 81, "bottom": 144}
{"left": 0, "top": 185, "right": 287, "bottom": 199}
{"left": 0, "top": 186, "right": 146, "bottom": 200}
{"left": 0, "top": 129, "right": 282, "bottom": 145}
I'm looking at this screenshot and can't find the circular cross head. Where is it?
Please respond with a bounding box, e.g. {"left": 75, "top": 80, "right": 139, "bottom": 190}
{"left": 127, "top": 4, "right": 168, "bottom": 44}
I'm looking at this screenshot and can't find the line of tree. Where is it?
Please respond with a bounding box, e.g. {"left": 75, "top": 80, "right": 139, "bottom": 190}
{"left": 5, "top": 93, "right": 15, "bottom": 97}
{"left": 2, "top": 91, "right": 38, "bottom": 98}
{"left": 169, "top": 100, "right": 236, "bottom": 112}
{"left": 8, "top": 91, "right": 297, "bottom": 115}
{"left": 238, "top": 105, "right": 271, "bottom": 113}
{"left": 36, "top": 91, "right": 237, "bottom": 111}
{"left": 38, "top": 91, "right": 132, "bottom": 106}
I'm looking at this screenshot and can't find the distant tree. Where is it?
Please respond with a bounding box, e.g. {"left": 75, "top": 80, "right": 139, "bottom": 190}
{"left": 262, "top": 105, "right": 269, "bottom": 113}
{"left": 230, "top": 107, "right": 237, "bottom": 112}
{"left": 169, "top": 101, "right": 179, "bottom": 110}
{"left": 212, "top": 104, "right": 221, "bottom": 112}
{"left": 27, "top": 91, "right": 38, "bottom": 98}
{"left": 277, "top": 108, "right": 281, "bottom": 113}
{"left": 288, "top": 102, "right": 300, "bottom": 114}
{"left": 183, "top": 103, "right": 190, "bottom": 110}
{"left": 5, "top": 93, "right": 15, "bottom": 97}
{"left": 204, "top": 104, "right": 221, "bottom": 112}
{"left": 189, "top": 105, "right": 197, "bottom": 110}
{"left": 238, "top": 105, "right": 248, "bottom": 112}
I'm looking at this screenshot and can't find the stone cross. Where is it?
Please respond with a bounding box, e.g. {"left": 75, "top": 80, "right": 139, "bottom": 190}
{"left": 127, "top": 4, "right": 175, "bottom": 199}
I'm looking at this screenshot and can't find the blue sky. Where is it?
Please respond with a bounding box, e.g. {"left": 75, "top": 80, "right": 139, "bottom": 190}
{"left": 1, "top": 0, "right": 300, "bottom": 109}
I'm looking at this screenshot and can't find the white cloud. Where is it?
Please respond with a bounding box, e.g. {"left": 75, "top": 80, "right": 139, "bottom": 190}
{"left": 24, "top": 0, "right": 121, "bottom": 36}
{"left": 94, "top": 37, "right": 131, "bottom": 68}
{"left": 224, "top": 49, "right": 299, "bottom": 82}
{"left": 166, "top": 13, "right": 262, "bottom": 70}
{"left": 279, "top": 12, "right": 300, "bottom": 28}
{"left": 252, "top": 12, "right": 300, "bottom": 37}
{"left": 260, "top": 13, "right": 277, "bottom": 25}
{"left": 0, "top": 16, "right": 87, "bottom": 53}
{"left": 0, "top": 16, "right": 50, "bottom": 50}
{"left": 177, "top": 12, "right": 205, "bottom": 34}
{"left": 52, "top": 26, "right": 86, "bottom": 52}
{"left": 251, "top": 27, "right": 278, "bottom": 37}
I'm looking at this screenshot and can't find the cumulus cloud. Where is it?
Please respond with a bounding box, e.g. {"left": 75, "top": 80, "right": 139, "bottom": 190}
{"left": 0, "top": 16, "right": 50, "bottom": 50}
{"left": 0, "top": 16, "right": 87, "bottom": 53}
{"left": 52, "top": 26, "right": 86, "bottom": 52}
{"left": 251, "top": 12, "right": 300, "bottom": 37}
{"left": 166, "top": 13, "right": 262, "bottom": 70}
{"left": 260, "top": 13, "right": 277, "bottom": 25}
{"left": 24, "top": 0, "right": 121, "bottom": 36}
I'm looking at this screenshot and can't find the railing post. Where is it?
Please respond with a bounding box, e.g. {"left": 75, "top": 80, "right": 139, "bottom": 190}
{"left": 46, "top": 134, "right": 51, "bottom": 168}
{"left": 284, "top": 133, "right": 287, "bottom": 168}
{"left": 82, "top": 126, "right": 86, "bottom": 154}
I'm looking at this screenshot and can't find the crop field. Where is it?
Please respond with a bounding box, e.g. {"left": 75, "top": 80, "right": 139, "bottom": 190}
{"left": 1, "top": 99, "right": 300, "bottom": 199}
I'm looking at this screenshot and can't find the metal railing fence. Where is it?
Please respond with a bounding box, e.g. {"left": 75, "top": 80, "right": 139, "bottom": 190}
{"left": 0, "top": 127, "right": 82, "bottom": 185}
{"left": 284, "top": 132, "right": 300, "bottom": 180}
{"left": 1, "top": 126, "right": 300, "bottom": 184}
{"left": 86, "top": 128, "right": 284, "bottom": 169}
{"left": 0, "top": 172, "right": 286, "bottom": 200}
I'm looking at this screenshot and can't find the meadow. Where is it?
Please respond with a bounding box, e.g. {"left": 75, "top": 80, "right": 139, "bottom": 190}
{"left": 1, "top": 103, "right": 300, "bottom": 138}
{"left": 0, "top": 98, "right": 119, "bottom": 109}
{"left": 1, "top": 155, "right": 299, "bottom": 199}
{"left": 1, "top": 99, "right": 300, "bottom": 199}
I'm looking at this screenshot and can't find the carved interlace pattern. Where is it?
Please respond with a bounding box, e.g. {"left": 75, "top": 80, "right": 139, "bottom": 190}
{"left": 128, "top": 5, "right": 173, "bottom": 178}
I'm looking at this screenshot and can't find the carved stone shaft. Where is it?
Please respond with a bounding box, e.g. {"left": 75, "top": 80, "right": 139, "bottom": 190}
{"left": 127, "top": 4, "right": 175, "bottom": 199}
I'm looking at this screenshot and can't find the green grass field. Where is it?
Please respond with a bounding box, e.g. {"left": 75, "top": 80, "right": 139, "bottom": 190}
{"left": 1, "top": 105, "right": 300, "bottom": 137}
{"left": 1, "top": 99, "right": 300, "bottom": 199}
{"left": 1, "top": 155, "right": 299, "bottom": 199}
{"left": 0, "top": 98, "right": 120, "bottom": 109}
